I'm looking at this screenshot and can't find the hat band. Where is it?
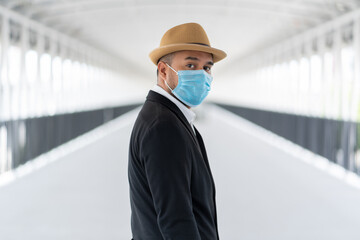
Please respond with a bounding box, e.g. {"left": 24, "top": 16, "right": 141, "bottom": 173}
{"left": 188, "top": 42, "right": 210, "bottom": 47}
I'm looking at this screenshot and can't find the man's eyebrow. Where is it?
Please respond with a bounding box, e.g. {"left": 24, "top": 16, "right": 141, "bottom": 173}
{"left": 185, "top": 56, "right": 214, "bottom": 65}
{"left": 185, "top": 56, "right": 199, "bottom": 61}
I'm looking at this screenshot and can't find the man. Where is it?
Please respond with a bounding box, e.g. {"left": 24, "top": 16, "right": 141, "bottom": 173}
{"left": 128, "top": 22, "right": 226, "bottom": 240}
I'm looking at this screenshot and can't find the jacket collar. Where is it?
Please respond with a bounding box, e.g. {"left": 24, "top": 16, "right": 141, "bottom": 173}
{"left": 151, "top": 85, "right": 196, "bottom": 126}
{"left": 146, "top": 90, "right": 202, "bottom": 151}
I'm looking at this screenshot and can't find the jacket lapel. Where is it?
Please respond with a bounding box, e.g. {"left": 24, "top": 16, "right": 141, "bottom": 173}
{"left": 194, "top": 125, "right": 218, "bottom": 233}
{"left": 146, "top": 90, "right": 203, "bottom": 155}
{"left": 194, "top": 126, "right": 211, "bottom": 171}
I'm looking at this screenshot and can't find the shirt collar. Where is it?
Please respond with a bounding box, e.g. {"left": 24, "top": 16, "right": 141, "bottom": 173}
{"left": 151, "top": 85, "right": 196, "bottom": 125}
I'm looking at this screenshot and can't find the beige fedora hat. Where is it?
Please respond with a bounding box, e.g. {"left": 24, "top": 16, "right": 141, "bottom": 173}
{"left": 149, "top": 22, "right": 227, "bottom": 65}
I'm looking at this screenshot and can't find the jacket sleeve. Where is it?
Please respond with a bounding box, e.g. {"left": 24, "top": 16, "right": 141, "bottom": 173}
{"left": 141, "top": 120, "right": 201, "bottom": 240}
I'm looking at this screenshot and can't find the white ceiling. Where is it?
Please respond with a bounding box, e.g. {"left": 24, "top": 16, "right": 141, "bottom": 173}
{"left": 1, "top": 0, "right": 359, "bottom": 79}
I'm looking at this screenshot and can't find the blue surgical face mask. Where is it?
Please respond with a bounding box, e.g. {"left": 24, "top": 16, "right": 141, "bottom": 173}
{"left": 164, "top": 63, "right": 213, "bottom": 107}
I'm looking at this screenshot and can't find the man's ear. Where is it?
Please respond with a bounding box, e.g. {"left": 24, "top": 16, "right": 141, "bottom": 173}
{"left": 157, "top": 61, "right": 167, "bottom": 81}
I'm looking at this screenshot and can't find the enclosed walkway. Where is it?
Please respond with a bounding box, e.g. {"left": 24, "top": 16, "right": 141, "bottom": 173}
{"left": 1, "top": 105, "right": 360, "bottom": 240}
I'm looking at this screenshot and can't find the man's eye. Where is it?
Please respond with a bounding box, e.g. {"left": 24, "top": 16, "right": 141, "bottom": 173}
{"left": 186, "top": 64, "right": 195, "bottom": 68}
{"left": 204, "top": 66, "right": 211, "bottom": 71}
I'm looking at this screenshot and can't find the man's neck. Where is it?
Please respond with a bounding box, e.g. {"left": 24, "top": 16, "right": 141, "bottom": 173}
{"left": 156, "top": 83, "right": 191, "bottom": 109}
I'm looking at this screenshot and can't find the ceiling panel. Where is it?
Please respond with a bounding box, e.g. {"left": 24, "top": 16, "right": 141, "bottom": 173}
{"left": 1, "top": 0, "right": 359, "bottom": 78}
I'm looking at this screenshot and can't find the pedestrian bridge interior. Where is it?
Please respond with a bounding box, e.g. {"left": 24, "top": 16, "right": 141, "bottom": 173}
{"left": 1, "top": 0, "right": 360, "bottom": 239}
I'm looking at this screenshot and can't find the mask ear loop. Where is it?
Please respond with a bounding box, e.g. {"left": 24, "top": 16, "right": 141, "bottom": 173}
{"left": 164, "top": 78, "right": 174, "bottom": 91}
{"left": 163, "top": 63, "right": 178, "bottom": 91}
{"left": 165, "top": 63, "right": 178, "bottom": 75}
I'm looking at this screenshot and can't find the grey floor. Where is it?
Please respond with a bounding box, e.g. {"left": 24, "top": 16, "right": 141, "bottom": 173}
{"left": 0, "top": 105, "right": 360, "bottom": 240}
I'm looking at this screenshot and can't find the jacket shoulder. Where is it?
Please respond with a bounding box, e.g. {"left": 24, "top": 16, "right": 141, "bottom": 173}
{"left": 129, "top": 99, "right": 189, "bottom": 162}
{"left": 137, "top": 99, "right": 181, "bottom": 129}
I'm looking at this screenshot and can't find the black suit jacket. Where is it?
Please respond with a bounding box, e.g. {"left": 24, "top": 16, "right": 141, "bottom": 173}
{"left": 128, "top": 90, "right": 219, "bottom": 240}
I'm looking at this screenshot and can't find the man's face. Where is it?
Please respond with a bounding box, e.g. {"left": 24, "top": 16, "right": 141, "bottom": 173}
{"left": 167, "top": 50, "right": 214, "bottom": 89}
{"left": 157, "top": 50, "right": 214, "bottom": 108}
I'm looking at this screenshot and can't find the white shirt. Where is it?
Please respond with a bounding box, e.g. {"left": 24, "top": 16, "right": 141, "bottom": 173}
{"left": 151, "top": 85, "right": 196, "bottom": 134}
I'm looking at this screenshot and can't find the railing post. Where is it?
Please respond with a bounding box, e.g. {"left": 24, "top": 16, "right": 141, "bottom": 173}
{"left": 351, "top": 18, "right": 360, "bottom": 173}
{"left": 1, "top": 14, "right": 9, "bottom": 120}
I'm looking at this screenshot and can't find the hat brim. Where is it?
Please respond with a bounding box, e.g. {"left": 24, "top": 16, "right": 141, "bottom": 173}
{"left": 149, "top": 43, "right": 227, "bottom": 65}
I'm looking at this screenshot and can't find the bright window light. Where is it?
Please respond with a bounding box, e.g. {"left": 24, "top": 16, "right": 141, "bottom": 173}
{"left": 300, "top": 57, "right": 310, "bottom": 115}
{"left": 310, "top": 54, "right": 322, "bottom": 116}
{"left": 300, "top": 57, "right": 310, "bottom": 93}
{"left": 26, "top": 50, "right": 38, "bottom": 84}
{"left": 40, "top": 53, "right": 51, "bottom": 83}
{"left": 52, "top": 56, "right": 62, "bottom": 92}
{"left": 341, "top": 46, "right": 355, "bottom": 121}
{"left": 63, "top": 59, "right": 72, "bottom": 90}
{"left": 289, "top": 60, "right": 299, "bottom": 112}
{"left": 8, "top": 45, "right": 21, "bottom": 86}
{"left": 0, "top": 126, "right": 7, "bottom": 173}
{"left": 323, "top": 52, "right": 334, "bottom": 118}
{"left": 310, "top": 54, "right": 322, "bottom": 94}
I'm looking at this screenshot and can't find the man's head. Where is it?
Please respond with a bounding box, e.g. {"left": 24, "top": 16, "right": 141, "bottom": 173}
{"left": 149, "top": 23, "right": 226, "bottom": 108}
{"left": 157, "top": 50, "right": 213, "bottom": 94}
